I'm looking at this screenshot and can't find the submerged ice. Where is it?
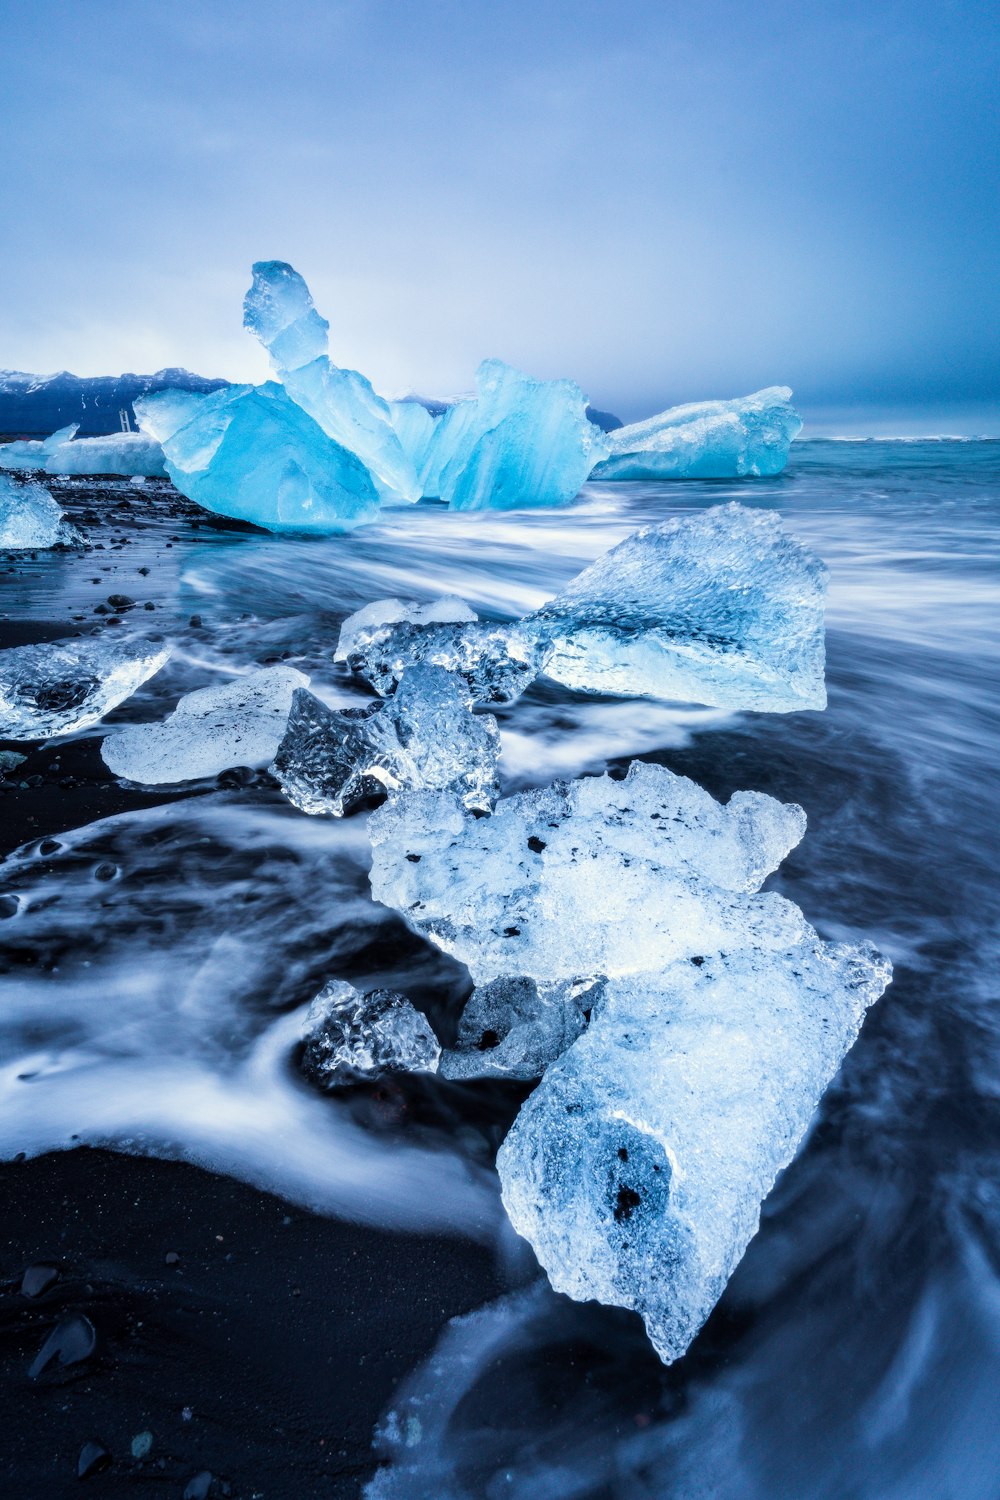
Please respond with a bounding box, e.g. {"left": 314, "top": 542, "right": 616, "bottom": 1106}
{"left": 301, "top": 979, "right": 440, "bottom": 1088}
{"left": 592, "top": 387, "right": 802, "bottom": 481}
{"left": 0, "top": 635, "right": 170, "bottom": 740}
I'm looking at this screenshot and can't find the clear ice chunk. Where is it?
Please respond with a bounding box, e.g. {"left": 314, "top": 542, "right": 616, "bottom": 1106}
{"left": 271, "top": 665, "right": 500, "bottom": 817}
{"left": 0, "top": 423, "right": 80, "bottom": 471}
{"left": 591, "top": 387, "right": 802, "bottom": 480}
{"left": 134, "top": 383, "right": 381, "bottom": 532}
{"left": 368, "top": 760, "right": 807, "bottom": 986}
{"left": 336, "top": 596, "right": 546, "bottom": 705}
{"left": 0, "top": 636, "right": 171, "bottom": 740}
{"left": 420, "top": 360, "right": 610, "bottom": 510}
{"left": 496, "top": 937, "right": 891, "bottom": 1363}
{"left": 100, "top": 665, "right": 309, "bottom": 784}
{"left": 0, "top": 475, "right": 71, "bottom": 549}
{"left": 439, "top": 975, "right": 603, "bottom": 1081}
{"left": 242, "top": 259, "right": 331, "bottom": 371}
{"left": 531, "top": 503, "right": 828, "bottom": 711}
{"left": 301, "top": 979, "right": 440, "bottom": 1087}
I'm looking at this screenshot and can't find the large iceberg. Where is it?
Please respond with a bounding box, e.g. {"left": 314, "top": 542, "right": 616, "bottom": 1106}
{"left": 271, "top": 665, "right": 500, "bottom": 817}
{"left": 530, "top": 503, "right": 828, "bottom": 711}
{"left": 0, "top": 423, "right": 79, "bottom": 471}
{"left": 0, "top": 475, "right": 72, "bottom": 549}
{"left": 0, "top": 635, "right": 170, "bottom": 739}
{"left": 497, "top": 938, "right": 890, "bottom": 1363}
{"left": 101, "top": 665, "right": 308, "bottom": 784}
{"left": 134, "top": 382, "right": 381, "bottom": 532}
{"left": 301, "top": 979, "right": 440, "bottom": 1088}
{"left": 591, "top": 387, "right": 802, "bottom": 481}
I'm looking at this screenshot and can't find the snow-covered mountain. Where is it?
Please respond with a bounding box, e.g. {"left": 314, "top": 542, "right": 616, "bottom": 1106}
{"left": 0, "top": 368, "right": 229, "bottom": 437}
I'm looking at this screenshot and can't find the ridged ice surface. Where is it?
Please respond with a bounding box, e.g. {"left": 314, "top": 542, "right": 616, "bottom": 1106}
{"left": 101, "top": 666, "right": 308, "bottom": 784}
{"left": 301, "top": 980, "right": 440, "bottom": 1088}
{"left": 271, "top": 665, "right": 500, "bottom": 817}
{"left": 532, "top": 503, "right": 828, "bottom": 711}
{"left": 0, "top": 475, "right": 69, "bottom": 549}
{"left": 439, "top": 975, "right": 603, "bottom": 1081}
{"left": 337, "top": 595, "right": 546, "bottom": 704}
{"left": 0, "top": 636, "right": 170, "bottom": 740}
{"left": 368, "top": 760, "right": 807, "bottom": 985}
{"left": 497, "top": 938, "right": 891, "bottom": 1363}
{"left": 42, "top": 432, "right": 167, "bottom": 478}
{"left": 591, "top": 386, "right": 802, "bottom": 480}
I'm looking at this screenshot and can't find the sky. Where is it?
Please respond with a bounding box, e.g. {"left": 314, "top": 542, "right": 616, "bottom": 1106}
{"left": 0, "top": 0, "right": 997, "bottom": 426}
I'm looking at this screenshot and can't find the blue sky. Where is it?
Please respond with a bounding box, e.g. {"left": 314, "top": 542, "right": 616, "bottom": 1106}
{"left": 0, "top": 0, "right": 997, "bottom": 424}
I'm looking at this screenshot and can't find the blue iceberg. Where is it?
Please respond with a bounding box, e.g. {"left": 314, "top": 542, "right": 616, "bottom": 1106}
{"left": 591, "top": 386, "right": 802, "bottom": 481}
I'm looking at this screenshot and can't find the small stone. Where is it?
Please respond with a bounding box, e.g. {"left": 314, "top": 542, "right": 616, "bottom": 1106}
{"left": 77, "top": 1441, "right": 112, "bottom": 1479}
{"left": 20, "top": 1263, "right": 59, "bottom": 1298}
{"left": 165, "top": 1251, "right": 180, "bottom": 1265}
{"left": 183, "top": 1471, "right": 214, "bottom": 1500}
{"left": 0, "top": 895, "right": 18, "bottom": 919}
{"left": 130, "top": 1430, "right": 153, "bottom": 1459}
{"left": 189, "top": 615, "right": 203, "bottom": 629}
{"left": 29, "top": 1312, "right": 97, "bottom": 1377}
{"left": 93, "top": 862, "right": 118, "bottom": 883}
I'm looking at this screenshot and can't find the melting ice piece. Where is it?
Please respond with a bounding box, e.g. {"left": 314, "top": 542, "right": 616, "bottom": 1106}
{"left": 532, "top": 503, "right": 828, "bottom": 711}
{"left": 135, "top": 383, "right": 381, "bottom": 532}
{"left": 497, "top": 937, "right": 891, "bottom": 1363}
{"left": 0, "top": 423, "right": 80, "bottom": 471}
{"left": 271, "top": 665, "right": 500, "bottom": 817}
{"left": 439, "top": 975, "right": 604, "bottom": 1081}
{"left": 0, "top": 475, "right": 71, "bottom": 549}
{"left": 242, "top": 259, "right": 331, "bottom": 371}
{"left": 101, "top": 665, "right": 309, "bottom": 784}
{"left": 368, "top": 760, "right": 807, "bottom": 986}
{"left": 43, "top": 432, "right": 166, "bottom": 478}
{"left": 336, "top": 596, "right": 546, "bottom": 705}
{"left": 420, "top": 360, "right": 610, "bottom": 510}
{"left": 591, "top": 387, "right": 802, "bottom": 480}
{"left": 301, "top": 979, "right": 440, "bottom": 1087}
{"left": 0, "top": 636, "right": 170, "bottom": 740}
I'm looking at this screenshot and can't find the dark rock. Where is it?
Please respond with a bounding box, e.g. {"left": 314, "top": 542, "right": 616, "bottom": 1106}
{"left": 183, "top": 1471, "right": 215, "bottom": 1499}
{"left": 107, "top": 594, "right": 135, "bottom": 610}
{"left": 77, "top": 1441, "right": 112, "bottom": 1479}
{"left": 20, "top": 1263, "right": 59, "bottom": 1298}
{"left": 28, "top": 1312, "right": 97, "bottom": 1377}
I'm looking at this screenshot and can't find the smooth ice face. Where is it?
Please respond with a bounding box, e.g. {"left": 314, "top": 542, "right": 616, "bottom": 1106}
{"left": 368, "top": 760, "right": 807, "bottom": 986}
{"left": 101, "top": 666, "right": 309, "bottom": 784}
{"left": 591, "top": 387, "right": 803, "bottom": 480}
{"left": 421, "top": 360, "right": 610, "bottom": 511}
{"left": 336, "top": 595, "right": 547, "bottom": 705}
{"left": 271, "top": 665, "right": 500, "bottom": 817}
{"left": 301, "top": 980, "right": 440, "bottom": 1087}
{"left": 386, "top": 399, "right": 438, "bottom": 478}
{"left": 243, "top": 260, "right": 330, "bottom": 370}
{"left": 43, "top": 432, "right": 167, "bottom": 478}
{"left": 439, "top": 975, "right": 603, "bottom": 1081}
{"left": 280, "top": 360, "right": 420, "bottom": 505}
{"left": 0, "top": 424, "right": 80, "bottom": 471}
{"left": 0, "top": 475, "right": 70, "bottom": 549}
{"left": 497, "top": 937, "right": 891, "bottom": 1363}
{"left": 0, "top": 636, "right": 170, "bottom": 740}
{"left": 135, "top": 383, "right": 381, "bottom": 532}
{"left": 532, "top": 503, "right": 828, "bottom": 712}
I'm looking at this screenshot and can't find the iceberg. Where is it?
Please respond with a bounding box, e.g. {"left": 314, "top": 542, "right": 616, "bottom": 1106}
{"left": 0, "top": 635, "right": 170, "bottom": 740}
{"left": 0, "top": 475, "right": 72, "bottom": 549}
{"left": 43, "top": 431, "right": 167, "bottom": 478}
{"left": 368, "top": 760, "right": 807, "bottom": 986}
{"left": 531, "top": 503, "right": 828, "bottom": 711}
{"left": 0, "top": 423, "right": 79, "bottom": 471}
{"left": 591, "top": 387, "right": 802, "bottom": 480}
{"left": 301, "top": 979, "right": 440, "bottom": 1088}
{"left": 336, "top": 596, "right": 547, "bottom": 705}
{"left": 134, "top": 382, "right": 381, "bottom": 532}
{"left": 439, "top": 975, "right": 603, "bottom": 1082}
{"left": 271, "top": 665, "right": 500, "bottom": 817}
{"left": 497, "top": 937, "right": 891, "bottom": 1363}
{"left": 101, "top": 665, "right": 308, "bottom": 784}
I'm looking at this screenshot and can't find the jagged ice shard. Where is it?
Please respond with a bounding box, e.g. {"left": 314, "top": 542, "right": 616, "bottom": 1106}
{"left": 591, "top": 387, "right": 802, "bottom": 481}
{"left": 301, "top": 980, "right": 440, "bottom": 1088}
{"left": 0, "top": 475, "right": 72, "bottom": 549}
{"left": 531, "top": 503, "right": 828, "bottom": 711}
{"left": 101, "top": 666, "right": 309, "bottom": 784}
{"left": 0, "top": 636, "right": 170, "bottom": 740}
{"left": 271, "top": 665, "right": 500, "bottom": 817}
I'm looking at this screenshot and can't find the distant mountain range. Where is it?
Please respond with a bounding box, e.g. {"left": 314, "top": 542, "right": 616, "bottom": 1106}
{"left": 0, "top": 368, "right": 623, "bottom": 439}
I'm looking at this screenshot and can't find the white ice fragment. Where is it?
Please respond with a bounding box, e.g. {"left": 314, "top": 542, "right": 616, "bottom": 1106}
{"left": 368, "top": 760, "right": 807, "bottom": 986}
{"left": 43, "top": 432, "right": 167, "bottom": 478}
{"left": 591, "top": 387, "right": 802, "bottom": 480}
{"left": 0, "top": 636, "right": 171, "bottom": 740}
{"left": 497, "top": 937, "right": 891, "bottom": 1363}
{"left": 0, "top": 424, "right": 80, "bottom": 471}
{"left": 271, "top": 665, "right": 500, "bottom": 817}
{"left": 100, "top": 665, "right": 309, "bottom": 785}
{"left": 0, "top": 475, "right": 72, "bottom": 549}
{"left": 301, "top": 979, "right": 440, "bottom": 1087}
{"left": 532, "top": 503, "right": 828, "bottom": 712}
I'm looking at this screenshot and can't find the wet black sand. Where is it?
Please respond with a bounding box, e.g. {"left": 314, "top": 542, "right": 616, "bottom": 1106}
{"left": 0, "top": 478, "right": 505, "bottom": 1498}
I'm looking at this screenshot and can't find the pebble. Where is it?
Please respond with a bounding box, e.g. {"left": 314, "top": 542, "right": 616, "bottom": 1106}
{"left": 183, "top": 1470, "right": 214, "bottom": 1499}
{"left": 20, "top": 1263, "right": 59, "bottom": 1298}
{"left": 28, "top": 1312, "right": 97, "bottom": 1377}
{"left": 77, "top": 1441, "right": 112, "bottom": 1479}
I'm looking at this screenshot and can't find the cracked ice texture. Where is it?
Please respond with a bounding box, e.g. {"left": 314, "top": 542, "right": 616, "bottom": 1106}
{"left": 420, "top": 361, "right": 610, "bottom": 510}
{"left": 497, "top": 937, "right": 891, "bottom": 1363}
{"left": 101, "top": 666, "right": 308, "bottom": 784}
{"left": 591, "top": 387, "right": 802, "bottom": 481}
{"left": 0, "top": 475, "right": 70, "bottom": 549}
{"left": 301, "top": 980, "right": 440, "bottom": 1088}
{"left": 271, "top": 665, "right": 500, "bottom": 817}
{"left": 336, "top": 596, "right": 546, "bottom": 705}
{"left": 531, "top": 503, "right": 828, "bottom": 712}
{"left": 0, "top": 636, "right": 170, "bottom": 740}
{"left": 0, "top": 424, "right": 79, "bottom": 472}
{"left": 368, "top": 760, "right": 807, "bottom": 986}
{"left": 134, "top": 383, "right": 381, "bottom": 532}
